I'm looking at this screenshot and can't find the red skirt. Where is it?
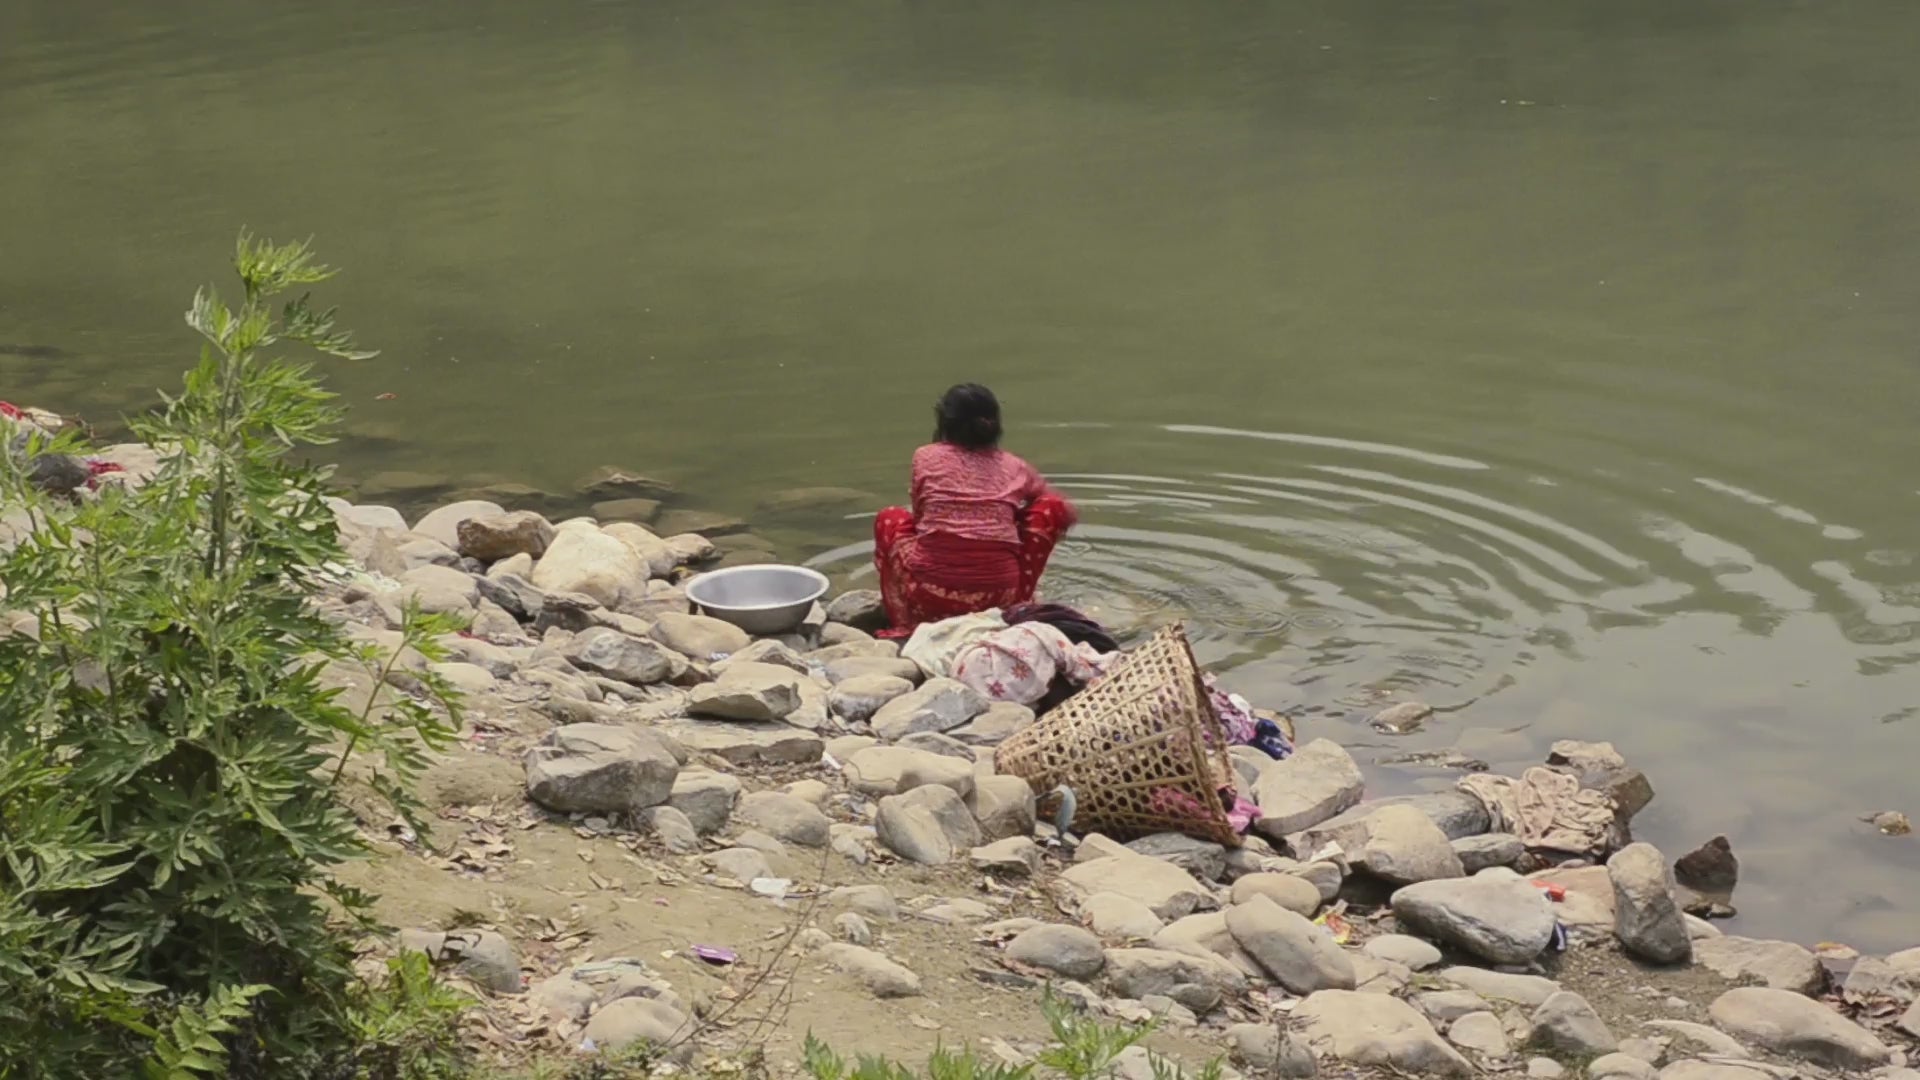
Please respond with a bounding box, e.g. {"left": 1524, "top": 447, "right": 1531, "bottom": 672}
{"left": 873, "top": 495, "right": 1074, "bottom": 639}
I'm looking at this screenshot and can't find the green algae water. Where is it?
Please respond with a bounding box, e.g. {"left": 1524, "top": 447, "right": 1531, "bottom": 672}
{"left": 4, "top": 0, "right": 1918, "bottom": 949}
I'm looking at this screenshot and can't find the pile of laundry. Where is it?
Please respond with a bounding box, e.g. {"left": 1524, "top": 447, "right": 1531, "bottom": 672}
{"left": 899, "top": 604, "right": 1293, "bottom": 841}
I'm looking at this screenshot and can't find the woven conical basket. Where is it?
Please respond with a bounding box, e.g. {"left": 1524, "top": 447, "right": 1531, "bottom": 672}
{"left": 993, "top": 622, "right": 1241, "bottom": 846}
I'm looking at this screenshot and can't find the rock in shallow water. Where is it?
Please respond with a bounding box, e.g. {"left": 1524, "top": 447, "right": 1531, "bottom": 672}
{"left": 1391, "top": 872, "right": 1556, "bottom": 965}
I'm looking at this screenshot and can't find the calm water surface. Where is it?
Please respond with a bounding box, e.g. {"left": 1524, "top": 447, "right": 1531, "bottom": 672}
{"left": 5, "top": 2, "right": 1919, "bottom": 949}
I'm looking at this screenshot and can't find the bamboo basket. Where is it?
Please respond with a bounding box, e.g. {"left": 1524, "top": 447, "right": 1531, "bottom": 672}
{"left": 993, "top": 622, "right": 1241, "bottom": 845}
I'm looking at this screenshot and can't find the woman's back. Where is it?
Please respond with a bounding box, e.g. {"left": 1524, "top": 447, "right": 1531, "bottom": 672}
{"left": 911, "top": 442, "right": 1044, "bottom": 546}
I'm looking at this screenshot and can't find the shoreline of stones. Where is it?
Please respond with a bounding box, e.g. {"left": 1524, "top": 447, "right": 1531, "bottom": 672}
{"left": 316, "top": 483, "right": 1920, "bottom": 1080}
{"left": 8, "top": 429, "right": 1918, "bottom": 1079}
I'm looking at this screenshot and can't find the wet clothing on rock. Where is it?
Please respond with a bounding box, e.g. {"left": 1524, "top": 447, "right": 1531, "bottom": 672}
{"left": 874, "top": 443, "right": 1076, "bottom": 639}
{"left": 1458, "top": 766, "right": 1618, "bottom": 855}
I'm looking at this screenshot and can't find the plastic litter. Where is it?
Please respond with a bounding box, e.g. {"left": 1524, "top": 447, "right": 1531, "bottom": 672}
{"left": 692, "top": 945, "right": 737, "bottom": 966}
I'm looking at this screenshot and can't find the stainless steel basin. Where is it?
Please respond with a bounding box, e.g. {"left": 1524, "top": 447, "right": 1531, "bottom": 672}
{"left": 684, "top": 564, "right": 830, "bottom": 637}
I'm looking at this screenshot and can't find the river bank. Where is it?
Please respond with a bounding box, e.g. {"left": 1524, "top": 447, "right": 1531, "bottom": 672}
{"left": 6, "top": 413, "right": 1918, "bottom": 1078}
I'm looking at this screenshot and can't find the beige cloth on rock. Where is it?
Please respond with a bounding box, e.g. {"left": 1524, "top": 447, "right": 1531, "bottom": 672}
{"left": 1458, "top": 766, "right": 1618, "bottom": 855}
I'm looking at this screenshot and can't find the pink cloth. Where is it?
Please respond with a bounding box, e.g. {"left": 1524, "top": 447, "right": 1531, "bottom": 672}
{"left": 950, "top": 622, "right": 1111, "bottom": 707}
{"left": 910, "top": 443, "right": 1077, "bottom": 545}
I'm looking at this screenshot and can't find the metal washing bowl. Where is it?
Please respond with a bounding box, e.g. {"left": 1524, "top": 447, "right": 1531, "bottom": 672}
{"left": 683, "top": 564, "right": 830, "bottom": 636}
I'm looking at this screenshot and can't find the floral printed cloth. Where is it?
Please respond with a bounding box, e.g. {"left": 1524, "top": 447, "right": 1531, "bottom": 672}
{"left": 951, "top": 622, "right": 1112, "bottom": 708}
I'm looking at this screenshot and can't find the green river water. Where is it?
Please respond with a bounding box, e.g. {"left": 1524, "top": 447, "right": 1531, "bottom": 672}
{"left": 4, "top": 1, "right": 1918, "bottom": 950}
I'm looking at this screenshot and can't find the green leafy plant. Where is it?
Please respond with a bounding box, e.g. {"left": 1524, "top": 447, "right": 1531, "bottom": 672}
{"left": 341, "top": 952, "right": 476, "bottom": 1080}
{"left": 0, "top": 233, "right": 460, "bottom": 1077}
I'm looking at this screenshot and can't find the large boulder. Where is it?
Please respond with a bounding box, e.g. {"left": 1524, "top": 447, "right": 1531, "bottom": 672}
{"left": 562, "top": 627, "right": 680, "bottom": 686}
{"left": 1391, "top": 872, "right": 1556, "bottom": 965}
{"left": 1292, "top": 990, "right": 1471, "bottom": 1077}
{"left": 1707, "top": 987, "right": 1892, "bottom": 1070}
{"left": 1358, "top": 804, "right": 1465, "bottom": 885}
{"left": 523, "top": 723, "right": 679, "bottom": 814}
{"left": 1692, "top": 937, "right": 1824, "bottom": 994}
{"left": 1226, "top": 895, "right": 1357, "bottom": 994}
{"left": 875, "top": 786, "right": 981, "bottom": 864}
{"left": 1608, "top": 842, "right": 1691, "bottom": 964}
{"left": 456, "top": 511, "right": 555, "bottom": 562}
{"left": 871, "top": 678, "right": 989, "bottom": 742}
{"left": 531, "top": 524, "right": 649, "bottom": 608}
{"left": 1253, "top": 739, "right": 1364, "bottom": 839}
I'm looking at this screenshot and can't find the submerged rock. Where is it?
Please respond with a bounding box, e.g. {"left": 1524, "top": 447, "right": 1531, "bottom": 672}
{"left": 1673, "top": 835, "right": 1739, "bottom": 895}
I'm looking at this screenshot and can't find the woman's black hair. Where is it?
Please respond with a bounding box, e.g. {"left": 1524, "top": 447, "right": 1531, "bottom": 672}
{"left": 933, "top": 383, "right": 1004, "bottom": 449}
